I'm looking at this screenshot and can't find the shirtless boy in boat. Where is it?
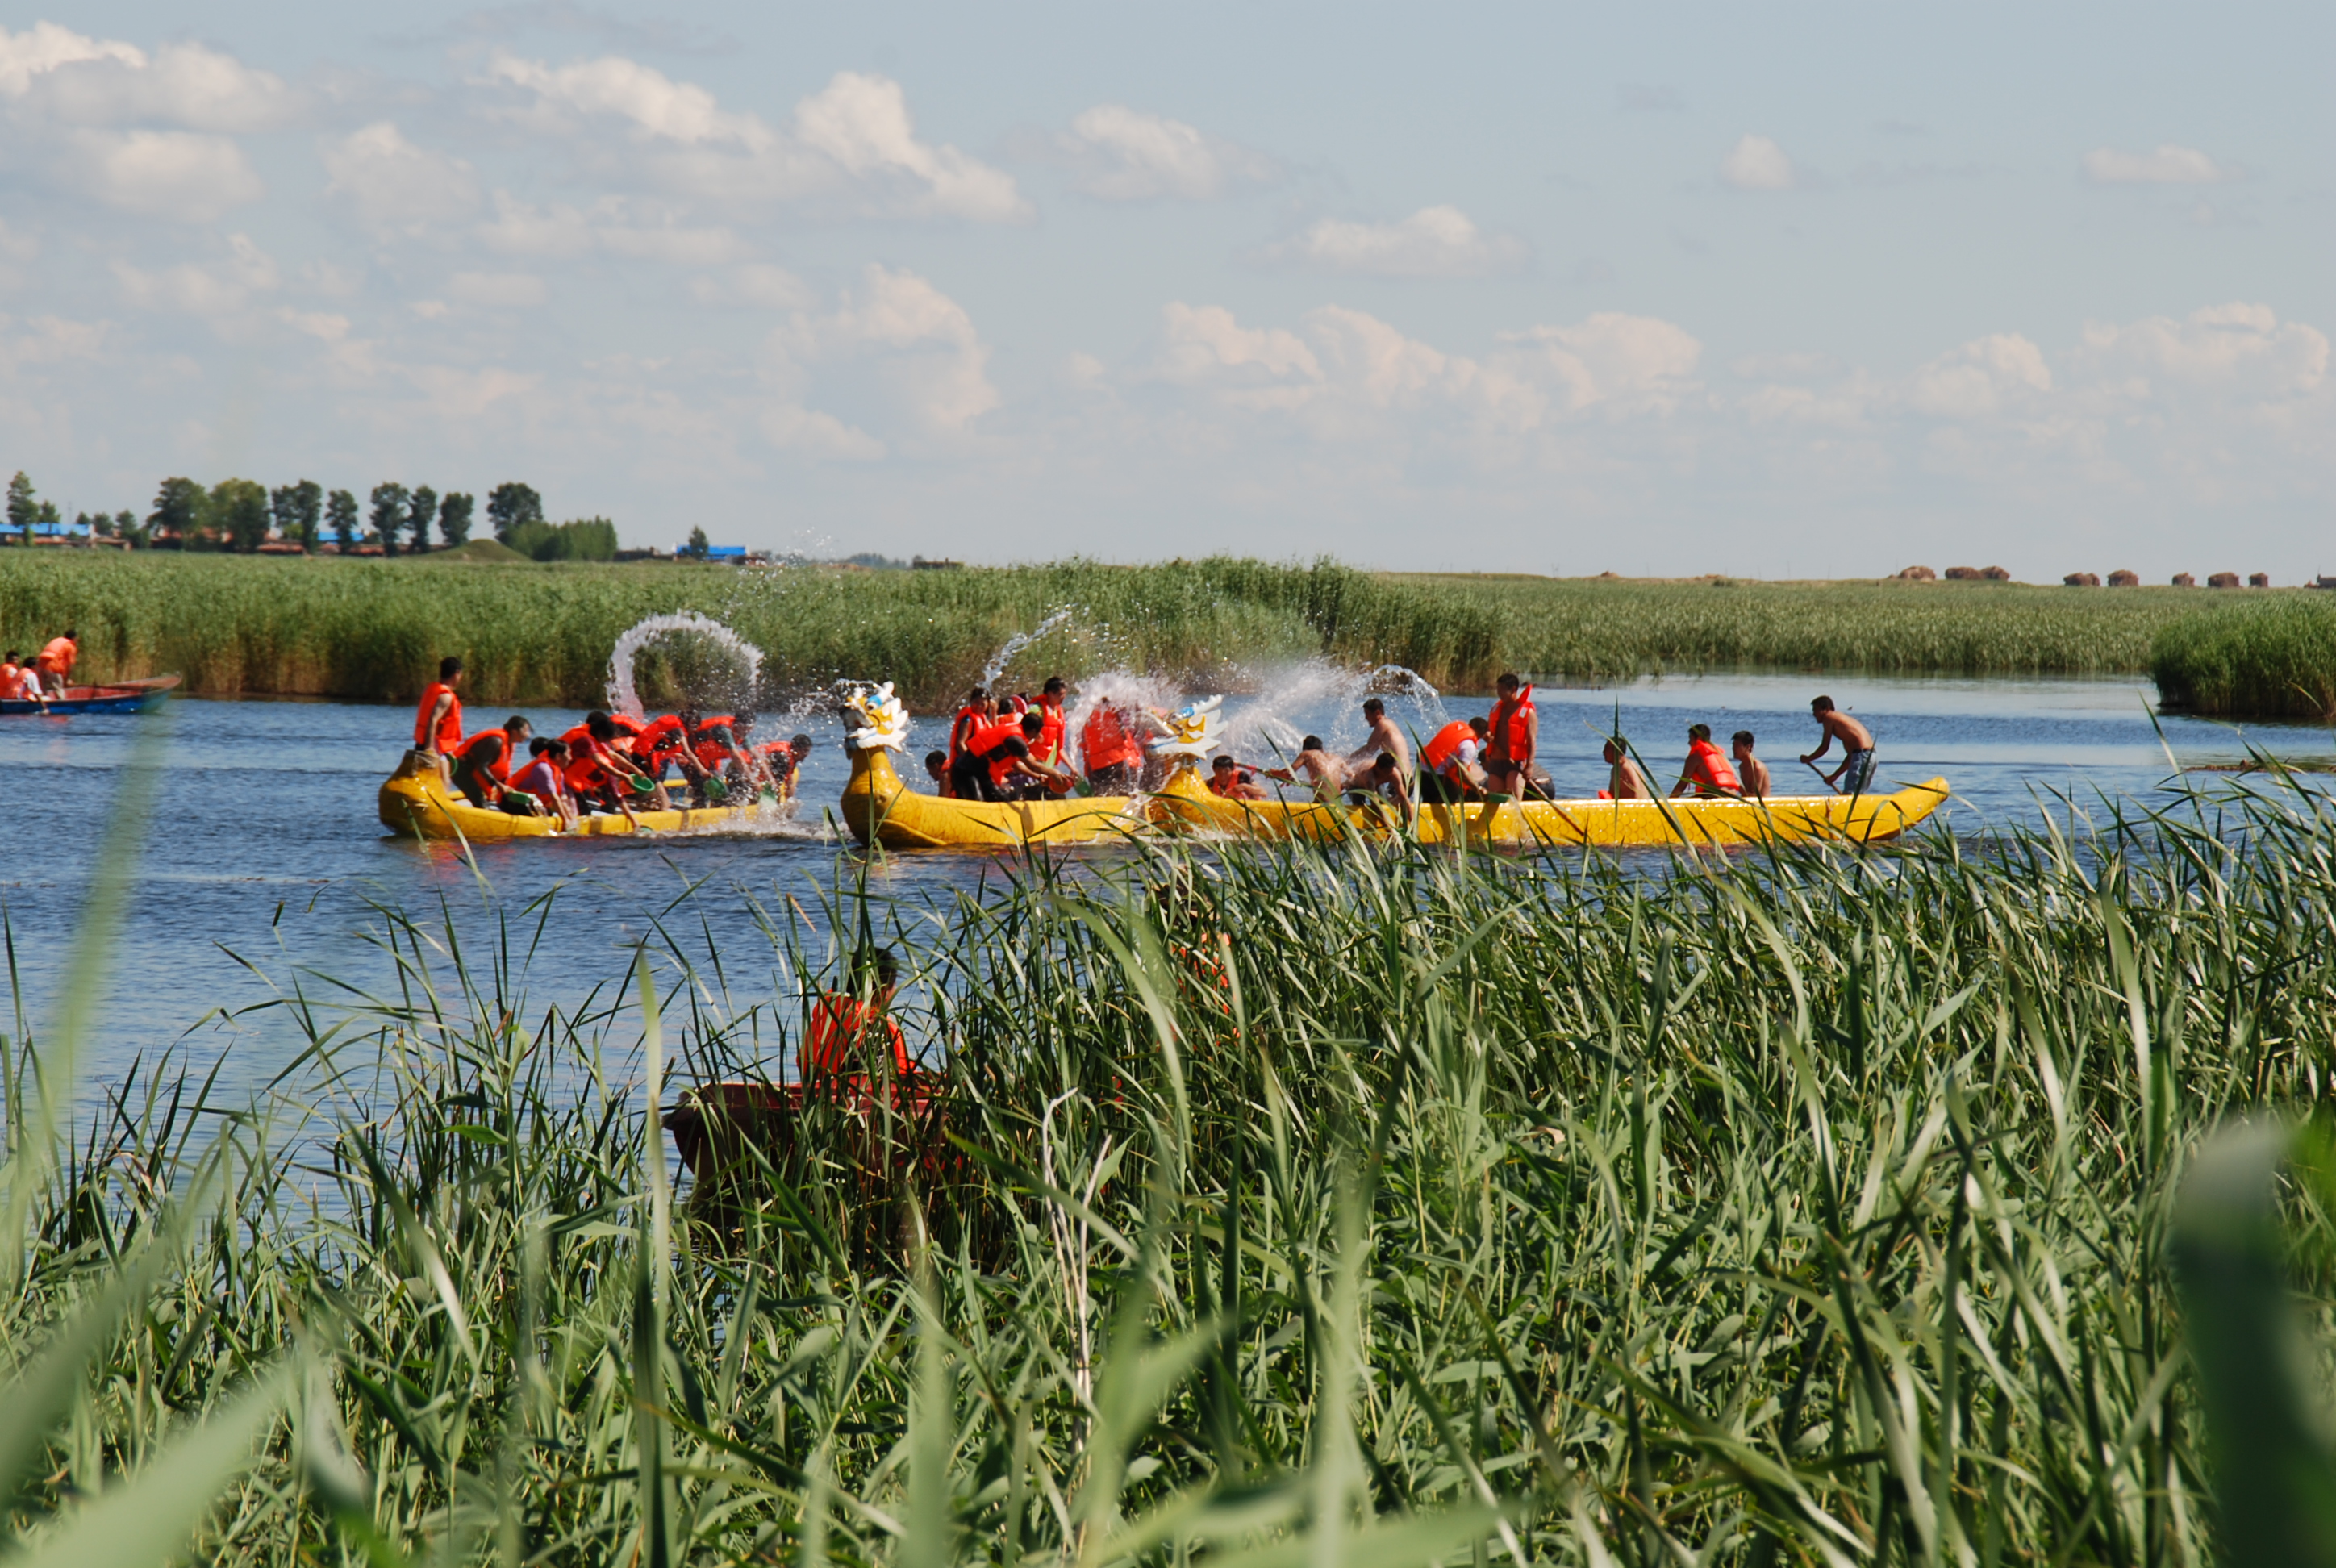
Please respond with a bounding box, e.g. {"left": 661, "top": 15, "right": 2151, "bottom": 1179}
{"left": 1261, "top": 735, "right": 1345, "bottom": 798}
{"left": 1603, "top": 739, "right": 1653, "bottom": 800}
{"left": 1732, "top": 732, "right": 1771, "bottom": 799}
{"left": 1800, "top": 696, "right": 1876, "bottom": 793}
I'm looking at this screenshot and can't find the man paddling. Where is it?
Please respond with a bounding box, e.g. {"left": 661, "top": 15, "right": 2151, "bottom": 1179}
{"left": 1800, "top": 696, "right": 1876, "bottom": 793}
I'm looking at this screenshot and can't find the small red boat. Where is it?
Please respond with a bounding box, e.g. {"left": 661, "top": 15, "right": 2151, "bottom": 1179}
{"left": 1, "top": 673, "right": 181, "bottom": 717}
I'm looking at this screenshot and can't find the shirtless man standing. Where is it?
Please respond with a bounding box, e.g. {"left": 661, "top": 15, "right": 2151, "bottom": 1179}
{"left": 1345, "top": 698, "right": 1411, "bottom": 778}
{"left": 1800, "top": 696, "right": 1876, "bottom": 793}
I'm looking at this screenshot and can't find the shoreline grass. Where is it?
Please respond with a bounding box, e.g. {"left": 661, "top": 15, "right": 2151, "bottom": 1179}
{"left": 6, "top": 779, "right": 2336, "bottom": 1559}
{"left": 2151, "top": 594, "right": 2336, "bottom": 719}
{"left": 0, "top": 551, "right": 2254, "bottom": 710}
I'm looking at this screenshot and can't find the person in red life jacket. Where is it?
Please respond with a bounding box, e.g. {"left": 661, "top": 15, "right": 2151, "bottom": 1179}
{"left": 1672, "top": 723, "right": 1744, "bottom": 797}
{"left": 559, "top": 712, "right": 660, "bottom": 823}
{"left": 34, "top": 630, "right": 77, "bottom": 693}
{"left": 451, "top": 717, "right": 536, "bottom": 811}
{"left": 1260, "top": 734, "right": 1344, "bottom": 798}
{"left": 951, "top": 711, "right": 1061, "bottom": 801}
{"left": 684, "top": 713, "right": 763, "bottom": 800}
{"left": 1418, "top": 715, "right": 1491, "bottom": 802}
{"left": 1079, "top": 698, "right": 1147, "bottom": 794}
{"left": 1207, "top": 755, "right": 1270, "bottom": 800}
{"left": 1483, "top": 673, "right": 1538, "bottom": 799}
{"left": 414, "top": 657, "right": 466, "bottom": 786}
{"left": 946, "top": 686, "right": 992, "bottom": 771}
{"left": 801, "top": 947, "right": 924, "bottom": 1102}
{"left": 632, "top": 712, "right": 695, "bottom": 782}
{"left": 756, "top": 733, "right": 815, "bottom": 800}
{"left": 0, "top": 650, "right": 50, "bottom": 711}
{"left": 1732, "top": 731, "right": 1772, "bottom": 799}
{"left": 1603, "top": 738, "right": 1654, "bottom": 800}
{"left": 923, "top": 749, "right": 954, "bottom": 797}
{"left": 509, "top": 737, "right": 578, "bottom": 831}
{"left": 1032, "top": 676, "right": 1073, "bottom": 792}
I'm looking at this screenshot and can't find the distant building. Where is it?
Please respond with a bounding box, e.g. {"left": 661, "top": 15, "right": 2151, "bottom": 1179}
{"left": 705, "top": 544, "right": 746, "bottom": 561}
{"left": 911, "top": 556, "right": 964, "bottom": 570}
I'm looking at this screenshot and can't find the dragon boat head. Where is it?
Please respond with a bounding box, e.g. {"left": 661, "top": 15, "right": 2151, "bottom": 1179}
{"left": 1149, "top": 695, "right": 1224, "bottom": 765}
{"left": 841, "top": 682, "right": 911, "bottom": 753}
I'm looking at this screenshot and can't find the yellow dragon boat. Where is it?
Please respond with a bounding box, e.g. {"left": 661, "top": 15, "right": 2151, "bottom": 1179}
{"left": 378, "top": 750, "right": 772, "bottom": 840}
{"left": 838, "top": 687, "right": 1948, "bottom": 851}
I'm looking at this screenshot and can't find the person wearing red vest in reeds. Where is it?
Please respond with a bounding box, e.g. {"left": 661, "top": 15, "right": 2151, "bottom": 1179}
{"left": 801, "top": 948, "right": 922, "bottom": 1102}
{"left": 414, "top": 656, "right": 465, "bottom": 788}
{"left": 1079, "top": 699, "right": 1147, "bottom": 794}
{"left": 1483, "top": 673, "right": 1537, "bottom": 798}
{"left": 34, "top": 629, "right": 77, "bottom": 692}
{"left": 1671, "top": 723, "right": 1744, "bottom": 797}
{"left": 1419, "top": 715, "right": 1490, "bottom": 801}
{"left": 451, "top": 716, "right": 536, "bottom": 811}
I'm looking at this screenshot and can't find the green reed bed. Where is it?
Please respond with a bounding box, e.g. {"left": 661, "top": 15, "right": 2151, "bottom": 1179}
{"left": 2152, "top": 594, "right": 2336, "bottom": 720}
{"left": 1401, "top": 574, "right": 2212, "bottom": 683}
{"left": 8, "top": 779, "right": 2336, "bottom": 1562}
{"left": 0, "top": 552, "right": 1497, "bottom": 709}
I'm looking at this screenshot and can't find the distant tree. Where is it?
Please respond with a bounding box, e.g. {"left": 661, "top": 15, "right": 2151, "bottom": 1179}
{"left": 211, "top": 478, "right": 270, "bottom": 553}
{"left": 407, "top": 486, "right": 438, "bottom": 553}
{"left": 34, "top": 500, "right": 60, "bottom": 540}
{"left": 326, "top": 490, "right": 359, "bottom": 552}
{"left": 486, "top": 482, "right": 543, "bottom": 542}
{"left": 269, "top": 484, "right": 300, "bottom": 544}
{"left": 6, "top": 472, "right": 34, "bottom": 544}
{"left": 77, "top": 510, "right": 107, "bottom": 537}
{"left": 504, "top": 520, "right": 556, "bottom": 560}
{"left": 438, "top": 491, "right": 474, "bottom": 547}
{"left": 329, "top": 490, "right": 359, "bottom": 551}
{"left": 148, "top": 477, "right": 202, "bottom": 547}
{"left": 369, "top": 482, "right": 410, "bottom": 557}
{"left": 684, "top": 526, "right": 709, "bottom": 560}
{"left": 290, "top": 480, "right": 323, "bottom": 551}
{"left": 114, "top": 509, "right": 140, "bottom": 547}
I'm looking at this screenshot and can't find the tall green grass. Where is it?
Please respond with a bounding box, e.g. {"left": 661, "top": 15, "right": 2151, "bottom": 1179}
{"left": 0, "top": 553, "right": 1496, "bottom": 708}
{"left": 1406, "top": 573, "right": 2212, "bottom": 682}
{"left": 9, "top": 778, "right": 2336, "bottom": 1561}
{"left": 2151, "top": 594, "right": 2336, "bottom": 719}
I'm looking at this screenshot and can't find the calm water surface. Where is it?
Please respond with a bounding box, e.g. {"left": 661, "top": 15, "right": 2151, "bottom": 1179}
{"left": 2, "top": 671, "right": 2323, "bottom": 1094}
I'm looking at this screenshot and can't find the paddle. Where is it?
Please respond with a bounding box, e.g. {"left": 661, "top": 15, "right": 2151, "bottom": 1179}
{"left": 1803, "top": 757, "right": 1842, "bottom": 794}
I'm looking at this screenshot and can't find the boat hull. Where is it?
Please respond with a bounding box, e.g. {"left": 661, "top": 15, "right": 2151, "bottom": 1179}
{"left": 378, "top": 750, "right": 774, "bottom": 840}
{"left": 0, "top": 673, "right": 181, "bottom": 716}
{"left": 843, "top": 744, "right": 1948, "bottom": 849}
{"left": 842, "top": 746, "right": 1149, "bottom": 848}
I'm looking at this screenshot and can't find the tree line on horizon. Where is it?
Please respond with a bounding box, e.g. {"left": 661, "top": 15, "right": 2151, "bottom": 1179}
{"left": 2, "top": 473, "right": 621, "bottom": 561}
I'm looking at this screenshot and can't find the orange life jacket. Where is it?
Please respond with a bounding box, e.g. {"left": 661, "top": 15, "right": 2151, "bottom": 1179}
{"left": 803, "top": 995, "right": 912, "bottom": 1081}
{"left": 1033, "top": 702, "right": 1066, "bottom": 765}
{"left": 1684, "top": 737, "right": 1742, "bottom": 794}
{"left": 456, "top": 729, "right": 516, "bottom": 785}
{"left": 415, "top": 682, "right": 462, "bottom": 752}
{"left": 635, "top": 715, "right": 688, "bottom": 774}
{"left": 35, "top": 636, "right": 75, "bottom": 678}
{"left": 965, "top": 718, "right": 1032, "bottom": 786}
{"left": 1421, "top": 720, "right": 1478, "bottom": 777}
{"left": 689, "top": 715, "right": 740, "bottom": 773}
{"left": 947, "top": 703, "right": 988, "bottom": 767}
{"left": 1487, "top": 686, "right": 1535, "bottom": 764}
{"left": 511, "top": 756, "right": 567, "bottom": 808}
{"left": 0, "top": 662, "right": 24, "bottom": 700}
{"left": 560, "top": 724, "right": 624, "bottom": 794}
{"left": 1081, "top": 705, "right": 1144, "bottom": 772}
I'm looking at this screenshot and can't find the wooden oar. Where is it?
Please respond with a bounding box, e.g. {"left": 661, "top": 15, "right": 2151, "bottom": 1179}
{"left": 1803, "top": 757, "right": 1841, "bottom": 794}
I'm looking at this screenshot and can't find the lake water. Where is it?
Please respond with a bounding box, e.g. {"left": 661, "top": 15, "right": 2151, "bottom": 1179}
{"left": 2, "top": 669, "right": 2324, "bottom": 1096}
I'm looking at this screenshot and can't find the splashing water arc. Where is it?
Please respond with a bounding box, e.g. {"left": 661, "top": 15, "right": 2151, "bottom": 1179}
{"left": 981, "top": 608, "right": 1078, "bottom": 690}
{"left": 606, "top": 613, "right": 767, "bottom": 719}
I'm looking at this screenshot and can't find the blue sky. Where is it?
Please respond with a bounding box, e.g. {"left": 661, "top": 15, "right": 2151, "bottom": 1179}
{"left": 2, "top": 2, "right": 2328, "bottom": 578}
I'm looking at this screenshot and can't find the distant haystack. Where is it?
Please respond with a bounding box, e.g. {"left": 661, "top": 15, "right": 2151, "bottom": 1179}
{"left": 2172, "top": 573, "right": 2196, "bottom": 587}
{"left": 2108, "top": 569, "right": 2140, "bottom": 586}
{"left": 1982, "top": 565, "right": 2012, "bottom": 581}
{"left": 2207, "top": 572, "right": 2240, "bottom": 589}
{"left": 1943, "top": 566, "right": 1983, "bottom": 580}
{"left": 2249, "top": 572, "right": 2271, "bottom": 588}
{"left": 1895, "top": 565, "right": 1937, "bottom": 581}
{"left": 2063, "top": 572, "right": 2100, "bottom": 586}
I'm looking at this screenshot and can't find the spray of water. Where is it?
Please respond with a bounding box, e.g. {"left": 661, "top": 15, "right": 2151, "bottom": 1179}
{"left": 605, "top": 613, "right": 766, "bottom": 719}
{"left": 980, "top": 607, "right": 1078, "bottom": 690}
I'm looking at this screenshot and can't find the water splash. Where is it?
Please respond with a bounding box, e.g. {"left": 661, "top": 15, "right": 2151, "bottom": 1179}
{"left": 1214, "top": 659, "right": 1449, "bottom": 762}
{"left": 980, "top": 607, "right": 1078, "bottom": 690}
{"left": 606, "top": 613, "right": 766, "bottom": 719}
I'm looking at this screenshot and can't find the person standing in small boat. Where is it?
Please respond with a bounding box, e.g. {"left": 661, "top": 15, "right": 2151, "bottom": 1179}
{"left": 1673, "top": 724, "right": 1743, "bottom": 797}
{"left": 34, "top": 630, "right": 76, "bottom": 694}
{"left": 947, "top": 686, "right": 992, "bottom": 773}
{"left": 414, "top": 657, "right": 465, "bottom": 788}
{"left": 1484, "top": 674, "right": 1538, "bottom": 799}
{"left": 1732, "top": 731, "right": 1771, "bottom": 799}
{"left": 1800, "top": 696, "right": 1876, "bottom": 793}
{"left": 952, "top": 711, "right": 1062, "bottom": 801}
{"left": 803, "top": 947, "right": 926, "bottom": 1099}
{"left": 1418, "top": 715, "right": 1490, "bottom": 801}
{"left": 1032, "top": 677, "right": 1072, "bottom": 792}
{"left": 1603, "top": 739, "right": 1653, "bottom": 800}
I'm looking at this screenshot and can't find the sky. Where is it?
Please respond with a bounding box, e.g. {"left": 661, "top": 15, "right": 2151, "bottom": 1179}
{"left": 0, "top": 2, "right": 2329, "bottom": 578}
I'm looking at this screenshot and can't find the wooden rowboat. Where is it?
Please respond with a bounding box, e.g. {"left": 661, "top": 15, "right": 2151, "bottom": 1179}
{"left": 842, "top": 742, "right": 1948, "bottom": 850}
{"left": 377, "top": 749, "right": 774, "bottom": 840}
{"left": 0, "top": 673, "right": 181, "bottom": 716}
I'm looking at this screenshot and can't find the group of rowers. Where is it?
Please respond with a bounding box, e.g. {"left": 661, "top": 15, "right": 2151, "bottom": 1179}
{"left": 919, "top": 671, "right": 1879, "bottom": 809}
{"left": 410, "top": 657, "right": 811, "bottom": 828}
{"left": 0, "top": 630, "right": 80, "bottom": 708}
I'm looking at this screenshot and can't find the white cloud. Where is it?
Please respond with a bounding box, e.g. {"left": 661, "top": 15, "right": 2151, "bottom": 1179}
{"left": 484, "top": 56, "right": 1027, "bottom": 222}
{"left": 1721, "top": 134, "right": 1796, "bottom": 190}
{"left": 1053, "top": 105, "right": 1273, "bottom": 201}
{"left": 113, "top": 231, "right": 278, "bottom": 315}
{"left": 478, "top": 191, "right": 594, "bottom": 256}
{"left": 76, "top": 129, "right": 264, "bottom": 221}
{"left": 2082, "top": 144, "right": 2234, "bottom": 185}
{"left": 756, "top": 265, "right": 999, "bottom": 457}
{"left": 1904, "top": 333, "right": 2052, "bottom": 419}
{"left": 691, "top": 263, "right": 815, "bottom": 310}
{"left": 323, "top": 122, "right": 482, "bottom": 232}
{"left": 446, "top": 271, "right": 548, "bottom": 308}
{"left": 2073, "top": 302, "right": 2326, "bottom": 398}
{"left": 25, "top": 40, "right": 298, "bottom": 132}
{"left": 0, "top": 23, "right": 141, "bottom": 96}
{"left": 1261, "top": 206, "right": 1527, "bottom": 278}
